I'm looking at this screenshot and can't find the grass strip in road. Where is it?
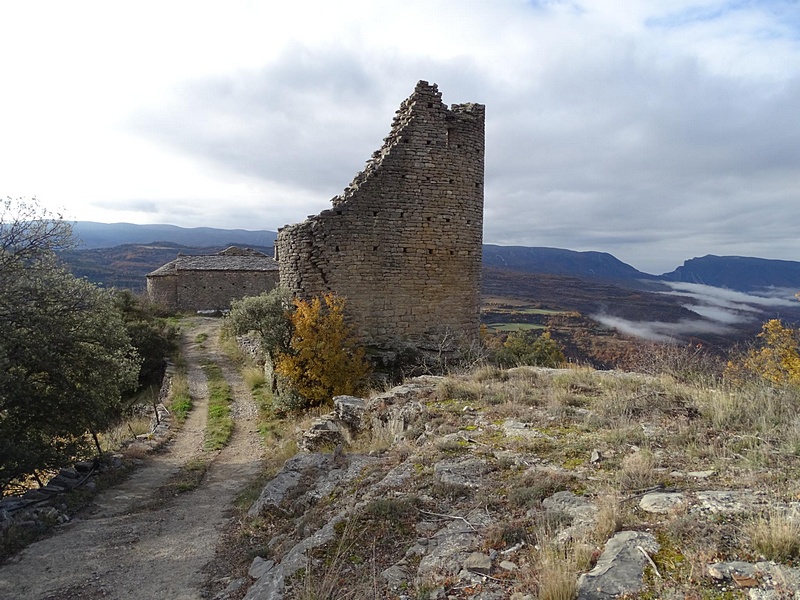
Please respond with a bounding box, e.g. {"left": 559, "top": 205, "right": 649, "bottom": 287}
{"left": 144, "top": 457, "right": 211, "bottom": 508}
{"left": 169, "top": 373, "right": 193, "bottom": 423}
{"left": 171, "top": 457, "right": 211, "bottom": 493}
{"left": 202, "top": 361, "right": 234, "bottom": 451}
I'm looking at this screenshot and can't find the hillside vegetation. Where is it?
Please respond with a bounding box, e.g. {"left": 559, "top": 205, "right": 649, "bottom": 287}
{"left": 0, "top": 199, "right": 178, "bottom": 495}
{"left": 227, "top": 347, "right": 800, "bottom": 599}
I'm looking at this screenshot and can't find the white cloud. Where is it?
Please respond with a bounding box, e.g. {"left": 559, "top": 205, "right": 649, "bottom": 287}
{"left": 1, "top": 1, "right": 799, "bottom": 273}
{"left": 594, "top": 279, "right": 799, "bottom": 341}
{"left": 660, "top": 281, "right": 798, "bottom": 309}
{"left": 593, "top": 314, "right": 734, "bottom": 343}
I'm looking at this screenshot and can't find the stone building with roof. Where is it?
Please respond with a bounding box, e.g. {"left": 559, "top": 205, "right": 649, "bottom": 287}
{"left": 146, "top": 247, "right": 279, "bottom": 312}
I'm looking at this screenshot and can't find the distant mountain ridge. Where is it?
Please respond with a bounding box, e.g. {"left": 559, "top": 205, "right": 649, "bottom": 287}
{"left": 69, "top": 222, "right": 800, "bottom": 295}
{"left": 661, "top": 255, "right": 800, "bottom": 292}
{"left": 482, "top": 245, "right": 657, "bottom": 283}
{"left": 72, "top": 222, "right": 277, "bottom": 250}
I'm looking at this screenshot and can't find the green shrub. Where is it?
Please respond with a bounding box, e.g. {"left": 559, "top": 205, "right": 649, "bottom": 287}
{"left": 494, "top": 331, "right": 565, "bottom": 368}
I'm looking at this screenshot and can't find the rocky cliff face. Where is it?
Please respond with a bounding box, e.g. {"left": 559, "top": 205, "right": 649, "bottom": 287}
{"left": 214, "top": 366, "right": 800, "bottom": 599}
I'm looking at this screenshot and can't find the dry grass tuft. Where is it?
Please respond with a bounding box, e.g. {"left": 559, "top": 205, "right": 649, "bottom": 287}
{"left": 242, "top": 365, "right": 267, "bottom": 389}
{"left": 617, "top": 449, "right": 657, "bottom": 491}
{"left": 436, "top": 377, "right": 483, "bottom": 402}
{"left": 536, "top": 551, "right": 579, "bottom": 600}
{"left": 101, "top": 416, "right": 152, "bottom": 452}
{"left": 593, "top": 491, "right": 623, "bottom": 542}
{"left": 747, "top": 510, "right": 800, "bottom": 562}
{"left": 517, "top": 520, "right": 584, "bottom": 600}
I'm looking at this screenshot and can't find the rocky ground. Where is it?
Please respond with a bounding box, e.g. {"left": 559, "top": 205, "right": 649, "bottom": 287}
{"left": 221, "top": 367, "right": 800, "bottom": 599}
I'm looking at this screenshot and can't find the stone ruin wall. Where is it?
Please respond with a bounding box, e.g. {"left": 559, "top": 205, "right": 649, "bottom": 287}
{"left": 147, "top": 270, "right": 279, "bottom": 313}
{"left": 275, "top": 81, "right": 485, "bottom": 350}
{"left": 147, "top": 275, "right": 178, "bottom": 309}
{"left": 175, "top": 270, "right": 279, "bottom": 313}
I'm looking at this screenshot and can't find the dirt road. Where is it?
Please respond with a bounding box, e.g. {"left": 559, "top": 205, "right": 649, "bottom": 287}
{"left": 0, "top": 317, "right": 264, "bottom": 600}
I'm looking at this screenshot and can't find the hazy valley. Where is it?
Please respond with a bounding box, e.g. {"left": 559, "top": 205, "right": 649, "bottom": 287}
{"left": 62, "top": 222, "right": 800, "bottom": 365}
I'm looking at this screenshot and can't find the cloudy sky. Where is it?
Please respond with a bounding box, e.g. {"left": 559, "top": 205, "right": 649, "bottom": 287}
{"left": 1, "top": 1, "right": 798, "bottom": 274}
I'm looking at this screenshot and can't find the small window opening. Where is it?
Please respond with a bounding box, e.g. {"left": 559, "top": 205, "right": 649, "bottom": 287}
{"left": 445, "top": 217, "right": 450, "bottom": 223}
{"left": 426, "top": 216, "right": 431, "bottom": 222}
{"left": 449, "top": 250, "right": 454, "bottom": 255}
{"left": 403, "top": 247, "right": 408, "bottom": 253}
{"left": 336, "top": 210, "right": 343, "bottom": 215}
{"left": 428, "top": 249, "right": 433, "bottom": 255}
{"left": 373, "top": 211, "right": 378, "bottom": 216}
{"left": 373, "top": 246, "right": 378, "bottom": 251}
{"left": 335, "top": 246, "right": 340, "bottom": 252}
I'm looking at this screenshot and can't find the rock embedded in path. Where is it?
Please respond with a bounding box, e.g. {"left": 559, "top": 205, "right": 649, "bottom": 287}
{"left": 542, "top": 490, "right": 596, "bottom": 522}
{"left": 708, "top": 560, "right": 800, "bottom": 597}
{"left": 577, "top": 530, "right": 659, "bottom": 600}
{"left": 687, "top": 469, "right": 715, "bottom": 479}
{"left": 502, "top": 419, "right": 551, "bottom": 440}
{"left": 382, "top": 564, "right": 411, "bottom": 591}
{"left": 695, "top": 490, "right": 766, "bottom": 515}
{"left": 417, "top": 507, "right": 493, "bottom": 580}
{"left": 639, "top": 492, "right": 685, "bottom": 514}
{"left": 248, "top": 557, "right": 275, "bottom": 579}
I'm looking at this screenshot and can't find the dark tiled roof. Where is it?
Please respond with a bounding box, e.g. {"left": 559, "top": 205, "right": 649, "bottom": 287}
{"left": 147, "top": 254, "right": 279, "bottom": 277}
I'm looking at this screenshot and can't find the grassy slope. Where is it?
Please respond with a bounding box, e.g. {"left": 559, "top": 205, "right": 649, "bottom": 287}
{"left": 218, "top": 358, "right": 800, "bottom": 599}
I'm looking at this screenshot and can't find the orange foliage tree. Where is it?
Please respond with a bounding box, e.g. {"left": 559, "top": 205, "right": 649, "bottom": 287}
{"left": 275, "top": 293, "right": 370, "bottom": 407}
{"left": 726, "top": 319, "right": 800, "bottom": 388}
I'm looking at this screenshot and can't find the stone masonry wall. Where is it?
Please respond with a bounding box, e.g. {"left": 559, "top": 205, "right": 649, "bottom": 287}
{"left": 147, "top": 274, "right": 177, "bottom": 309}
{"left": 175, "top": 270, "right": 279, "bottom": 312}
{"left": 275, "top": 81, "right": 484, "bottom": 350}
{"left": 147, "top": 270, "right": 279, "bottom": 312}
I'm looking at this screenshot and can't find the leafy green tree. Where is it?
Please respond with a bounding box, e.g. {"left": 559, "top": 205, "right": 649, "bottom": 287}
{"left": 494, "top": 330, "right": 565, "bottom": 368}
{"left": 224, "top": 287, "right": 294, "bottom": 393}
{"left": 275, "top": 293, "right": 370, "bottom": 408}
{"left": 112, "top": 289, "right": 178, "bottom": 388}
{"left": 0, "top": 198, "right": 139, "bottom": 492}
{"left": 225, "top": 287, "right": 294, "bottom": 360}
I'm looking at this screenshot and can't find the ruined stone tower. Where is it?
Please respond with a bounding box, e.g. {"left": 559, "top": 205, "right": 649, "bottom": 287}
{"left": 275, "top": 81, "right": 485, "bottom": 351}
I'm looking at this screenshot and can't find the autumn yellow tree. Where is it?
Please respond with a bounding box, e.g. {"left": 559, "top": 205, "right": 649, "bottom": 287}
{"left": 275, "top": 293, "right": 371, "bottom": 407}
{"left": 726, "top": 319, "right": 800, "bottom": 387}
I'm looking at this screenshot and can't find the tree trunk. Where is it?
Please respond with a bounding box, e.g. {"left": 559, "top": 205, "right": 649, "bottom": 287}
{"left": 91, "top": 429, "right": 103, "bottom": 456}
